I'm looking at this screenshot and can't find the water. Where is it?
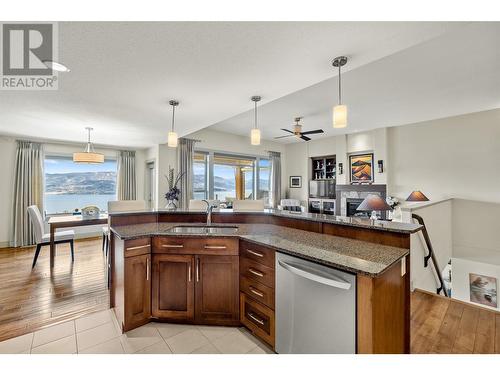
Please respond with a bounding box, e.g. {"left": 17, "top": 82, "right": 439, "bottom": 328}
{"left": 44, "top": 194, "right": 116, "bottom": 214}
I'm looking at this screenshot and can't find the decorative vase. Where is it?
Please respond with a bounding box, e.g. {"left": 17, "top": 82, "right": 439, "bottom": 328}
{"left": 165, "top": 199, "right": 178, "bottom": 210}
{"left": 392, "top": 206, "right": 403, "bottom": 222}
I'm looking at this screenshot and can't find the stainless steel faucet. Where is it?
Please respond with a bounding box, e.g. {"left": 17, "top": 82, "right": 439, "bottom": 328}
{"left": 202, "top": 200, "right": 213, "bottom": 226}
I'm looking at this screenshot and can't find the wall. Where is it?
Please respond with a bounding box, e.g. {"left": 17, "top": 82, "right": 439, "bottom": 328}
{"left": 388, "top": 109, "right": 500, "bottom": 203}
{"left": 0, "top": 137, "right": 16, "bottom": 247}
{"left": 282, "top": 128, "right": 388, "bottom": 202}
{"left": 452, "top": 257, "right": 500, "bottom": 312}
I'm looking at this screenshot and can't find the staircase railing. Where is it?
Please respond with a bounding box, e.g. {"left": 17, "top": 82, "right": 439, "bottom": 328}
{"left": 412, "top": 213, "right": 449, "bottom": 297}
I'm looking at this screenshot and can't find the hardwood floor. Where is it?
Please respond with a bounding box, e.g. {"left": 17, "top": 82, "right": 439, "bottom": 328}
{"left": 411, "top": 289, "right": 500, "bottom": 353}
{"left": 0, "top": 238, "right": 109, "bottom": 342}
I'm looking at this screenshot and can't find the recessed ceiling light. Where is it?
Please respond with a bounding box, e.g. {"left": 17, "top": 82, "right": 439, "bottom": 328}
{"left": 42, "top": 60, "right": 71, "bottom": 72}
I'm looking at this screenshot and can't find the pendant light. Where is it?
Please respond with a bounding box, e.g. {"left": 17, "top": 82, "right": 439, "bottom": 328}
{"left": 332, "top": 56, "right": 348, "bottom": 129}
{"left": 73, "top": 127, "right": 104, "bottom": 164}
{"left": 167, "top": 100, "right": 179, "bottom": 148}
{"left": 250, "top": 95, "right": 261, "bottom": 146}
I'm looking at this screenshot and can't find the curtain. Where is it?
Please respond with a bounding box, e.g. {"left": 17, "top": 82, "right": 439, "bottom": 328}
{"left": 269, "top": 151, "right": 282, "bottom": 209}
{"left": 117, "top": 150, "right": 137, "bottom": 200}
{"left": 177, "top": 138, "right": 196, "bottom": 210}
{"left": 11, "top": 140, "right": 44, "bottom": 247}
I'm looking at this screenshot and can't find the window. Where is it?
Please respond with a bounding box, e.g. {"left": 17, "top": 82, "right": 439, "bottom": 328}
{"left": 191, "top": 151, "right": 271, "bottom": 206}
{"left": 44, "top": 156, "right": 117, "bottom": 214}
{"left": 193, "top": 152, "right": 208, "bottom": 200}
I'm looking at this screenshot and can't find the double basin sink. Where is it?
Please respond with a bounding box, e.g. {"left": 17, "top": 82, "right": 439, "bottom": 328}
{"left": 166, "top": 225, "right": 239, "bottom": 235}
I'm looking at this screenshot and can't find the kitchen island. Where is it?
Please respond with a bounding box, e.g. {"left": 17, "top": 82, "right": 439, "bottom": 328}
{"left": 108, "top": 209, "right": 421, "bottom": 354}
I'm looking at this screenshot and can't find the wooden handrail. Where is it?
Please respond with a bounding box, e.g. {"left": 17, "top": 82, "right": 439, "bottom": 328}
{"left": 412, "top": 213, "right": 449, "bottom": 297}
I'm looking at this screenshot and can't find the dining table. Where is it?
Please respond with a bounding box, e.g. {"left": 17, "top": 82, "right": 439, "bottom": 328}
{"left": 47, "top": 214, "right": 108, "bottom": 268}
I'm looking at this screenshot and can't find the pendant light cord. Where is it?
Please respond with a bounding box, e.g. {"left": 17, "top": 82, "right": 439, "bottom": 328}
{"left": 254, "top": 100, "right": 258, "bottom": 129}
{"left": 338, "top": 64, "right": 342, "bottom": 105}
{"left": 171, "top": 105, "right": 176, "bottom": 132}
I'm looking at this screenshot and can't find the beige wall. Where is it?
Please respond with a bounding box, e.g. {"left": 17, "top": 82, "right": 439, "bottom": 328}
{"left": 388, "top": 109, "right": 500, "bottom": 202}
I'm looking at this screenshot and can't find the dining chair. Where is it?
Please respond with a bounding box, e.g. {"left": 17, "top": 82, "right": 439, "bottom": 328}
{"left": 27, "top": 205, "right": 75, "bottom": 268}
{"left": 232, "top": 199, "right": 265, "bottom": 211}
{"left": 103, "top": 200, "right": 147, "bottom": 255}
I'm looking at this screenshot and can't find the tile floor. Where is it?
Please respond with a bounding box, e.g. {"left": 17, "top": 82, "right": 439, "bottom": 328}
{"left": 0, "top": 309, "right": 274, "bottom": 354}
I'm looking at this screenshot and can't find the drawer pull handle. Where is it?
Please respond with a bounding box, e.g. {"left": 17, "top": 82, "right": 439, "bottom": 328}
{"left": 248, "top": 313, "right": 265, "bottom": 326}
{"left": 246, "top": 249, "right": 264, "bottom": 257}
{"left": 248, "top": 268, "right": 264, "bottom": 277}
{"left": 204, "top": 245, "right": 227, "bottom": 249}
{"left": 126, "top": 244, "right": 150, "bottom": 251}
{"left": 188, "top": 264, "right": 192, "bottom": 282}
{"left": 249, "top": 287, "right": 264, "bottom": 298}
{"left": 146, "top": 257, "right": 150, "bottom": 281}
{"left": 162, "top": 244, "right": 184, "bottom": 248}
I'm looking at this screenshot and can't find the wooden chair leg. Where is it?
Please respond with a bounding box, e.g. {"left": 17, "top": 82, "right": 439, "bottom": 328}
{"left": 69, "top": 240, "right": 75, "bottom": 262}
{"left": 102, "top": 234, "right": 106, "bottom": 252}
{"left": 105, "top": 235, "right": 109, "bottom": 257}
{"left": 32, "top": 243, "right": 42, "bottom": 269}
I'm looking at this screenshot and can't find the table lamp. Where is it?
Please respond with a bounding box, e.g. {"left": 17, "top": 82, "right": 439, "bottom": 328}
{"left": 406, "top": 191, "right": 429, "bottom": 202}
{"left": 356, "top": 194, "right": 392, "bottom": 220}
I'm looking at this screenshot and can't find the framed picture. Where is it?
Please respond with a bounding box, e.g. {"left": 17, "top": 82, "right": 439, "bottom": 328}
{"left": 349, "top": 153, "right": 374, "bottom": 183}
{"left": 469, "top": 273, "right": 497, "bottom": 308}
{"left": 289, "top": 176, "right": 302, "bottom": 188}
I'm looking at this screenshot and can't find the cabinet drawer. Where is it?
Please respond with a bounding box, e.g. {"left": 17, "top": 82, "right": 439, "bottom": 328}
{"left": 124, "top": 237, "right": 151, "bottom": 258}
{"left": 240, "top": 292, "right": 275, "bottom": 348}
{"left": 240, "top": 257, "right": 275, "bottom": 288}
{"left": 240, "top": 240, "right": 275, "bottom": 268}
{"left": 240, "top": 276, "right": 274, "bottom": 309}
{"left": 153, "top": 236, "right": 238, "bottom": 255}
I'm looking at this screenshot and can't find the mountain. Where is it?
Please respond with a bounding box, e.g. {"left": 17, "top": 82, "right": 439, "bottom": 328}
{"left": 193, "top": 174, "right": 269, "bottom": 192}
{"left": 45, "top": 172, "right": 116, "bottom": 194}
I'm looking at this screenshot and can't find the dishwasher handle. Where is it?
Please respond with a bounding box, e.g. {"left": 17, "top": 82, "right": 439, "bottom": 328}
{"left": 278, "top": 260, "right": 351, "bottom": 290}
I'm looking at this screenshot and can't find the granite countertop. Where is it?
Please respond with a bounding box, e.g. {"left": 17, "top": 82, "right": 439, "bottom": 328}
{"left": 108, "top": 208, "right": 422, "bottom": 234}
{"left": 110, "top": 222, "right": 410, "bottom": 277}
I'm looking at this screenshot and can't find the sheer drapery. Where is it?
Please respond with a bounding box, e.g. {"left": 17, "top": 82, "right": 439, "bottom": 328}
{"left": 269, "top": 151, "right": 282, "bottom": 209}
{"left": 117, "top": 150, "right": 137, "bottom": 200}
{"left": 177, "top": 138, "right": 196, "bottom": 210}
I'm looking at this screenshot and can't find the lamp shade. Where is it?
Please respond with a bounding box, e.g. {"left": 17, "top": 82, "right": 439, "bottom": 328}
{"left": 167, "top": 131, "right": 178, "bottom": 148}
{"left": 406, "top": 191, "right": 429, "bottom": 202}
{"left": 73, "top": 151, "right": 104, "bottom": 164}
{"left": 356, "top": 194, "right": 392, "bottom": 212}
{"left": 251, "top": 128, "right": 261, "bottom": 146}
{"left": 333, "top": 104, "right": 347, "bottom": 128}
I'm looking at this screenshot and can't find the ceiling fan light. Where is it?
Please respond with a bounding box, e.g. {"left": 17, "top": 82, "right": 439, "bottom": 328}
{"left": 167, "top": 131, "right": 178, "bottom": 148}
{"left": 333, "top": 104, "right": 347, "bottom": 128}
{"left": 251, "top": 128, "right": 261, "bottom": 146}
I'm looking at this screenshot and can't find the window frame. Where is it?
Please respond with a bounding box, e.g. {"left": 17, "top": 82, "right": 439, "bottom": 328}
{"left": 43, "top": 153, "right": 118, "bottom": 215}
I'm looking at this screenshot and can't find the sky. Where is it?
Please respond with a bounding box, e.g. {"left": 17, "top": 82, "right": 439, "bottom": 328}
{"left": 45, "top": 157, "right": 117, "bottom": 174}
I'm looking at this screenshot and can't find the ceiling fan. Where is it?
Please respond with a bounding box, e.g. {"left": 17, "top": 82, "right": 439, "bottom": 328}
{"left": 274, "top": 117, "right": 324, "bottom": 141}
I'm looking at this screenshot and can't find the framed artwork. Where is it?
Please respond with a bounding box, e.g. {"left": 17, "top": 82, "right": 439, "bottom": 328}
{"left": 289, "top": 176, "right": 302, "bottom": 188}
{"left": 469, "top": 273, "right": 497, "bottom": 308}
{"left": 349, "top": 153, "right": 374, "bottom": 183}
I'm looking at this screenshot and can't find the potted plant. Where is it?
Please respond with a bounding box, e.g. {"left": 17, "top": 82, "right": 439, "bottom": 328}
{"left": 164, "top": 166, "right": 184, "bottom": 210}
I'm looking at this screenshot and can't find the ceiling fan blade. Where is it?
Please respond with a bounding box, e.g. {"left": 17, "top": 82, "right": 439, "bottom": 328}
{"left": 300, "top": 135, "right": 311, "bottom": 141}
{"left": 301, "top": 129, "right": 324, "bottom": 135}
{"left": 274, "top": 135, "right": 294, "bottom": 139}
{"left": 280, "top": 128, "right": 294, "bottom": 134}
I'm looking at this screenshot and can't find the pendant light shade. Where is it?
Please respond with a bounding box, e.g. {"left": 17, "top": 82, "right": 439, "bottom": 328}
{"left": 250, "top": 96, "right": 261, "bottom": 146}
{"left": 332, "top": 56, "right": 348, "bottom": 129}
{"left": 73, "top": 127, "right": 104, "bottom": 164}
{"left": 251, "top": 128, "right": 261, "bottom": 146}
{"left": 167, "top": 100, "right": 179, "bottom": 148}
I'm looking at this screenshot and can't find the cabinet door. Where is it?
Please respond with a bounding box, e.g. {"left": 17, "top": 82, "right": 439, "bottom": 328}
{"left": 124, "top": 254, "right": 151, "bottom": 331}
{"left": 195, "top": 255, "right": 239, "bottom": 324}
{"left": 152, "top": 254, "right": 195, "bottom": 320}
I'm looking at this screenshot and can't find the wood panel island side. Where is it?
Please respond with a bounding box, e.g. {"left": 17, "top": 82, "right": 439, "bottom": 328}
{"left": 108, "top": 210, "right": 421, "bottom": 354}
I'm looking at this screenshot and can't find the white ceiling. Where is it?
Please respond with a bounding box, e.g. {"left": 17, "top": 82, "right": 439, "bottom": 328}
{"left": 211, "top": 22, "right": 500, "bottom": 143}
{"left": 0, "top": 21, "right": 468, "bottom": 148}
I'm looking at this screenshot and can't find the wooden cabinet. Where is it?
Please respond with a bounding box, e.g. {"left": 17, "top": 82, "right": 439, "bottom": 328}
{"left": 124, "top": 253, "right": 151, "bottom": 331}
{"left": 195, "top": 255, "right": 239, "bottom": 325}
{"left": 152, "top": 254, "right": 194, "bottom": 320}
{"left": 239, "top": 240, "right": 276, "bottom": 349}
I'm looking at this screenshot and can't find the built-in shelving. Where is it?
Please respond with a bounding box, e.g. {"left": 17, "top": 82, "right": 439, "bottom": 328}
{"left": 311, "top": 155, "right": 336, "bottom": 180}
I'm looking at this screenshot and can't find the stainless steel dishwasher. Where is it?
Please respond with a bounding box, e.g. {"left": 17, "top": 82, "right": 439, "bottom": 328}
{"left": 276, "top": 252, "right": 356, "bottom": 354}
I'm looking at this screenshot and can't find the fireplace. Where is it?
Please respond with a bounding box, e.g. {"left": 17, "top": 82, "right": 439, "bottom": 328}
{"left": 346, "top": 198, "right": 369, "bottom": 218}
